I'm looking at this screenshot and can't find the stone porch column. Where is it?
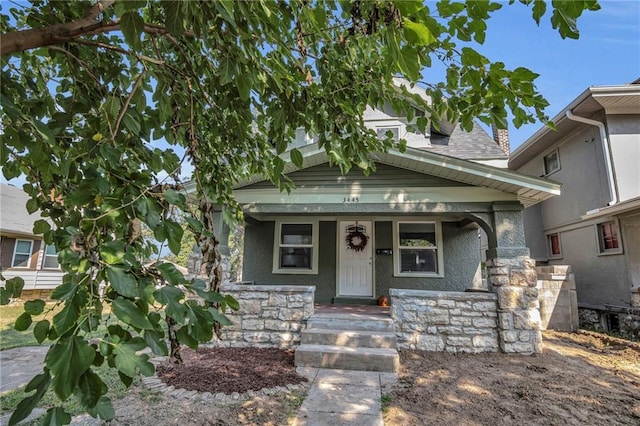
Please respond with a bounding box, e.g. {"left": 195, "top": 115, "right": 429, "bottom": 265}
{"left": 186, "top": 208, "right": 232, "bottom": 286}
{"left": 486, "top": 203, "right": 542, "bottom": 354}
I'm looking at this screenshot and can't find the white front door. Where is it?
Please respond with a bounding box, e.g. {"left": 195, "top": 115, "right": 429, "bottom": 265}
{"left": 338, "top": 220, "right": 373, "bottom": 297}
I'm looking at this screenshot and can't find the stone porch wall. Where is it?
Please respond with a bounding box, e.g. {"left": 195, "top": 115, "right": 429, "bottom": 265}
{"left": 390, "top": 289, "right": 499, "bottom": 353}
{"left": 536, "top": 265, "right": 579, "bottom": 331}
{"left": 219, "top": 284, "right": 315, "bottom": 348}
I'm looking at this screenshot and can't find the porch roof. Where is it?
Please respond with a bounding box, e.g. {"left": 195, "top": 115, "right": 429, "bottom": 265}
{"left": 235, "top": 144, "right": 561, "bottom": 208}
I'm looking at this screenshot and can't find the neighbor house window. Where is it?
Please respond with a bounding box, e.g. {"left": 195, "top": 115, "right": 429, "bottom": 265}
{"left": 597, "top": 221, "right": 622, "bottom": 254}
{"left": 377, "top": 126, "right": 400, "bottom": 141}
{"left": 12, "top": 239, "right": 33, "bottom": 268}
{"left": 42, "top": 244, "right": 60, "bottom": 269}
{"left": 547, "top": 233, "right": 562, "bottom": 258}
{"left": 273, "top": 221, "right": 318, "bottom": 274}
{"left": 543, "top": 150, "right": 560, "bottom": 175}
{"left": 394, "top": 221, "right": 442, "bottom": 276}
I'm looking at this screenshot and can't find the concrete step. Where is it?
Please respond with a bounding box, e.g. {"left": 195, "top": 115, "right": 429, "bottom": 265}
{"left": 301, "top": 328, "right": 397, "bottom": 349}
{"left": 307, "top": 314, "right": 395, "bottom": 333}
{"left": 295, "top": 344, "right": 399, "bottom": 373}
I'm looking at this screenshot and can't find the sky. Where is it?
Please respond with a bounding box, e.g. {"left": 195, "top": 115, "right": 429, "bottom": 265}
{"left": 455, "top": 0, "right": 640, "bottom": 150}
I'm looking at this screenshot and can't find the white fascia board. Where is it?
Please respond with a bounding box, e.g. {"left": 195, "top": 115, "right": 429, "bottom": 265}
{"left": 581, "top": 197, "right": 640, "bottom": 220}
{"left": 234, "top": 186, "right": 517, "bottom": 205}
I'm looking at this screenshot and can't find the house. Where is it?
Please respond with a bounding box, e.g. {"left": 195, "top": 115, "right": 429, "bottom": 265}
{"left": 0, "top": 184, "right": 63, "bottom": 298}
{"left": 509, "top": 79, "right": 640, "bottom": 332}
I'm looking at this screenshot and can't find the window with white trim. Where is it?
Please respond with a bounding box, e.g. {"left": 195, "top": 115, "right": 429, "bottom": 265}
{"left": 376, "top": 126, "right": 400, "bottom": 141}
{"left": 43, "top": 244, "right": 60, "bottom": 269}
{"left": 547, "top": 233, "right": 562, "bottom": 258}
{"left": 597, "top": 221, "right": 622, "bottom": 254}
{"left": 12, "top": 239, "right": 33, "bottom": 268}
{"left": 395, "top": 221, "right": 442, "bottom": 276}
{"left": 273, "top": 221, "right": 318, "bottom": 274}
{"left": 543, "top": 150, "right": 560, "bottom": 175}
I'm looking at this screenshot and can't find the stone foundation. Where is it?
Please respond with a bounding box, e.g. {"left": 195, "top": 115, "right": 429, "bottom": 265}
{"left": 219, "top": 284, "right": 315, "bottom": 348}
{"left": 535, "top": 265, "right": 579, "bottom": 331}
{"left": 390, "top": 289, "right": 499, "bottom": 353}
{"left": 487, "top": 256, "right": 542, "bottom": 354}
{"left": 19, "top": 290, "right": 53, "bottom": 300}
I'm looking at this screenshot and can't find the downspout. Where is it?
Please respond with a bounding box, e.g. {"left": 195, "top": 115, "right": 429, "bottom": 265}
{"left": 565, "top": 111, "right": 618, "bottom": 206}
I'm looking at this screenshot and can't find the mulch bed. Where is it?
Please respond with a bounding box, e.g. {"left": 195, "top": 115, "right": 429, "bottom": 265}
{"left": 156, "top": 347, "right": 308, "bottom": 394}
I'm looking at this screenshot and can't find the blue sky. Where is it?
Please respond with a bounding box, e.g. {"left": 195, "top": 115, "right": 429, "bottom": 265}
{"left": 462, "top": 0, "right": 640, "bottom": 150}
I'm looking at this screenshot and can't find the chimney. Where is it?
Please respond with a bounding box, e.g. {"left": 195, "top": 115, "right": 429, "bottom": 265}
{"left": 492, "top": 126, "right": 510, "bottom": 154}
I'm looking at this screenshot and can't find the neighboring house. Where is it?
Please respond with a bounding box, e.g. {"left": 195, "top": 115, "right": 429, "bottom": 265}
{"left": 0, "top": 184, "right": 63, "bottom": 298}
{"left": 509, "top": 79, "right": 640, "bottom": 331}
{"left": 205, "top": 89, "right": 560, "bottom": 308}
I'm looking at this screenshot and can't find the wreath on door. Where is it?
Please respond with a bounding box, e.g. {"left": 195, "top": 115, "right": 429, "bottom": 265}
{"left": 346, "top": 227, "right": 369, "bottom": 252}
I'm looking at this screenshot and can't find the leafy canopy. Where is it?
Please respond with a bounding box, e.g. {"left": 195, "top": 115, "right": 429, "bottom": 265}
{"left": 1, "top": 0, "right": 599, "bottom": 424}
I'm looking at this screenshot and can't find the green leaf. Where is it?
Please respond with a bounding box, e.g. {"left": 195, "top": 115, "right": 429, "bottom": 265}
{"left": 143, "top": 329, "right": 168, "bottom": 356}
{"left": 86, "top": 396, "right": 115, "bottom": 421}
{"left": 532, "top": 0, "right": 547, "bottom": 24}
{"left": 8, "top": 370, "right": 51, "bottom": 426}
{"left": 210, "top": 308, "right": 233, "bottom": 327}
{"left": 46, "top": 336, "right": 96, "bottom": 401}
{"left": 24, "top": 299, "right": 46, "bottom": 315}
{"left": 1, "top": 277, "right": 24, "bottom": 304}
{"left": 52, "top": 290, "right": 87, "bottom": 335}
{"left": 120, "top": 11, "right": 145, "bottom": 50}
{"left": 157, "top": 262, "right": 187, "bottom": 286}
{"left": 40, "top": 407, "right": 71, "bottom": 426}
{"left": 25, "top": 197, "right": 39, "bottom": 214}
{"left": 14, "top": 312, "right": 32, "bottom": 331}
{"left": 113, "top": 337, "right": 155, "bottom": 377}
{"left": 153, "top": 286, "right": 187, "bottom": 320}
{"left": 50, "top": 280, "right": 77, "bottom": 301}
{"left": 77, "top": 369, "right": 104, "bottom": 408}
{"left": 164, "top": 220, "right": 184, "bottom": 256}
{"left": 163, "top": 1, "right": 186, "bottom": 36}
{"left": 122, "top": 111, "right": 141, "bottom": 135}
{"left": 163, "top": 189, "right": 186, "bottom": 206}
{"left": 106, "top": 266, "right": 139, "bottom": 298}
{"left": 113, "top": 298, "right": 154, "bottom": 330}
{"left": 177, "top": 326, "right": 198, "bottom": 349}
{"left": 290, "top": 148, "right": 304, "bottom": 168}
{"left": 403, "top": 18, "right": 436, "bottom": 46}
{"left": 34, "top": 320, "right": 50, "bottom": 344}
{"left": 33, "top": 219, "right": 51, "bottom": 234}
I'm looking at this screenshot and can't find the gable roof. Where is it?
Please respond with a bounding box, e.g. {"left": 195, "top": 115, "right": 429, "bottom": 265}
{"left": 0, "top": 184, "right": 42, "bottom": 237}
{"left": 425, "top": 122, "right": 508, "bottom": 159}
{"left": 510, "top": 80, "right": 640, "bottom": 169}
{"left": 233, "top": 144, "right": 560, "bottom": 207}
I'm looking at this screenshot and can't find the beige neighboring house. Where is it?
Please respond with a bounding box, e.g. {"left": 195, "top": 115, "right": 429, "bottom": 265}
{"left": 509, "top": 79, "right": 640, "bottom": 332}
{"left": 0, "top": 184, "right": 63, "bottom": 298}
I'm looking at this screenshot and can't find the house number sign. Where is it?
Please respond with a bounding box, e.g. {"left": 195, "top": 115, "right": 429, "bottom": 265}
{"left": 343, "top": 196, "right": 360, "bottom": 203}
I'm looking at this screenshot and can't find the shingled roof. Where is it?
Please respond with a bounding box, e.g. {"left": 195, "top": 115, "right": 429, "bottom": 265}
{"left": 423, "top": 123, "right": 508, "bottom": 160}
{"left": 0, "top": 184, "right": 42, "bottom": 237}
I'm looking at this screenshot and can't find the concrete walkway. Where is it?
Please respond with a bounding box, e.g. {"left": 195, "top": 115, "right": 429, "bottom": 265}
{"left": 0, "top": 346, "right": 48, "bottom": 394}
{"left": 293, "top": 368, "right": 397, "bottom": 426}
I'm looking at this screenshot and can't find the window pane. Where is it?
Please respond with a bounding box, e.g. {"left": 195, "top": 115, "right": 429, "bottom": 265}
{"left": 13, "top": 254, "right": 30, "bottom": 267}
{"left": 279, "top": 247, "right": 312, "bottom": 269}
{"left": 399, "top": 223, "right": 436, "bottom": 247}
{"left": 600, "top": 223, "right": 619, "bottom": 250}
{"left": 281, "top": 224, "right": 312, "bottom": 245}
{"left": 43, "top": 256, "right": 59, "bottom": 269}
{"left": 377, "top": 127, "right": 399, "bottom": 141}
{"left": 15, "top": 240, "right": 32, "bottom": 254}
{"left": 400, "top": 249, "right": 437, "bottom": 273}
{"left": 45, "top": 244, "right": 57, "bottom": 255}
{"left": 544, "top": 152, "right": 559, "bottom": 174}
{"left": 549, "top": 234, "right": 560, "bottom": 255}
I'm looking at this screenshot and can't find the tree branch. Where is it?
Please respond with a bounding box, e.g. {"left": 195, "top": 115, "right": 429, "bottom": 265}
{"left": 1, "top": 0, "right": 116, "bottom": 55}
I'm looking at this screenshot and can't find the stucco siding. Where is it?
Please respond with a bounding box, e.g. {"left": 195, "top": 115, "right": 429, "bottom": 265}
{"left": 621, "top": 212, "right": 640, "bottom": 291}
{"left": 607, "top": 114, "right": 640, "bottom": 202}
{"left": 242, "top": 220, "right": 337, "bottom": 303}
{"left": 550, "top": 225, "right": 630, "bottom": 308}
{"left": 373, "top": 221, "right": 481, "bottom": 294}
{"left": 523, "top": 204, "right": 547, "bottom": 260}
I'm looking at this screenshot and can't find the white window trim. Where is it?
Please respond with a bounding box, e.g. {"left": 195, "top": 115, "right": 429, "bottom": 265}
{"left": 595, "top": 220, "right": 623, "bottom": 256}
{"left": 542, "top": 149, "right": 561, "bottom": 176}
{"left": 272, "top": 219, "right": 319, "bottom": 274}
{"left": 393, "top": 220, "right": 444, "bottom": 278}
{"left": 376, "top": 124, "right": 402, "bottom": 141}
{"left": 42, "top": 244, "right": 61, "bottom": 270}
{"left": 546, "top": 232, "right": 563, "bottom": 259}
{"left": 12, "top": 239, "right": 34, "bottom": 268}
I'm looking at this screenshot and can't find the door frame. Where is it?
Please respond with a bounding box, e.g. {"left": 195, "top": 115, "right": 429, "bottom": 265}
{"left": 335, "top": 217, "right": 375, "bottom": 298}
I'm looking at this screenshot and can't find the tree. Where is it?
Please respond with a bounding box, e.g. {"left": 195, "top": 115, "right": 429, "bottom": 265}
{"left": 0, "top": 0, "right": 599, "bottom": 424}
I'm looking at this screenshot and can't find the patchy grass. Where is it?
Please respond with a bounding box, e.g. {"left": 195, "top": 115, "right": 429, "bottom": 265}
{"left": 0, "top": 362, "right": 136, "bottom": 420}
{"left": 381, "top": 393, "right": 393, "bottom": 413}
{"left": 0, "top": 302, "right": 62, "bottom": 350}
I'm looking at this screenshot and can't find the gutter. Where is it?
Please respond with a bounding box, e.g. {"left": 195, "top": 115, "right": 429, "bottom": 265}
{"left": 565, "top": 110, "right": 618, "bottom": 207}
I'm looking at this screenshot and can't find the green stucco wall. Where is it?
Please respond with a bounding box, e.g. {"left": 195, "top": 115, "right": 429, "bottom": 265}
{"left": 242, "top": 219, "right": 482, "bottom": 303}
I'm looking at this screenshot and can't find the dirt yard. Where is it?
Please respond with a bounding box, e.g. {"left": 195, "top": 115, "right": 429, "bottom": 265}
{"left": 89, "top": 331, "right": 639, "bottom": 425}
{"left": 384, "top": 330, "right": 640, "bottom": 426}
